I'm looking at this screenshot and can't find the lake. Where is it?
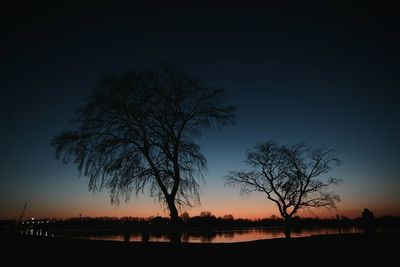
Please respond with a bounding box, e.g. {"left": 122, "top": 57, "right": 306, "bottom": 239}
{"left": 22, "top": 226, "right": 363, "bottom": 243}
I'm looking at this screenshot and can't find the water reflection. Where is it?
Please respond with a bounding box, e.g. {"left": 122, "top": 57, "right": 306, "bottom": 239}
{"left": 20, "top": 226, "right": 363, "bottom": 243}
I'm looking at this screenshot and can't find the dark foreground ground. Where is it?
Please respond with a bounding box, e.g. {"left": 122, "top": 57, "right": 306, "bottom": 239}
{"left": 2, "top": 231, "right": 398, "bottom": 265}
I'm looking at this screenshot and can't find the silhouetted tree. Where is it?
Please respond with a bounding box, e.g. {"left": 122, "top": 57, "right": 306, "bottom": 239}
{"left": 51, "top": 64, "right": 236, "bottom": 242}
{"left": 226, "top": 142, "right": 342, "bottom": 238}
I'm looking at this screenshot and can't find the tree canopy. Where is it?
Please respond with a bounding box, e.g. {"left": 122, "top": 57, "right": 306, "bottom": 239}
{"left": 52, "top": 64, "right": 236, "bottom": 224}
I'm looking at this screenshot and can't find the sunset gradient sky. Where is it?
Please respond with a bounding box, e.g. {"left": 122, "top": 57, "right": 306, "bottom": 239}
{"left": 1, "top": 1, "right": 399, "bottom": 220}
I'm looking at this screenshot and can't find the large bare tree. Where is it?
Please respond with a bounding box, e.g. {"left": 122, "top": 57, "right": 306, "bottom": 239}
{"left": 226, "top": 142, "right": 341, "bottom": 238}
{"left": 52, "top": 65, "right": 236, "bottom": 235}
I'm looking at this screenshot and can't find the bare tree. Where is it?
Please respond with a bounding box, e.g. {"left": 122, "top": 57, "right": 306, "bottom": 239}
{"left": 226, "top": 142, "right": 341, "bottom": 238}
{"left": 51, "top": 64, "right": 236, "bottom": 240}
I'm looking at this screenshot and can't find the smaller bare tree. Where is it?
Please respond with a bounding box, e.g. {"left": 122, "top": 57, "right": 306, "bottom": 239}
{"left": 226, "top": 142, "right": 342, "bottom": 238}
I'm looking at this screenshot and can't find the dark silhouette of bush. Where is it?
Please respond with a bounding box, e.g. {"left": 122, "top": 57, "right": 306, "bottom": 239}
{"left": 361, "top": 208, "right": 376, "bottom": 234}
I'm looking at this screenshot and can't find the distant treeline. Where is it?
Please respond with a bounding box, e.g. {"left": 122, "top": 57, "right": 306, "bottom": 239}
{"left": 2, "top": 213, "right": 400, "bottom": 231}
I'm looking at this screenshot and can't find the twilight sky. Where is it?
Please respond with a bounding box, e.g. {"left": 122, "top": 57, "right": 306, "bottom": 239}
{"left": 1, "top": 1, "right": 399, "bottom": 220}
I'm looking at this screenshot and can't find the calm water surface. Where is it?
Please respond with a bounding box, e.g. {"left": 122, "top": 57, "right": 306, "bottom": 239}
{"left": 22, "top": 227, "right": 363, "bottom": 243}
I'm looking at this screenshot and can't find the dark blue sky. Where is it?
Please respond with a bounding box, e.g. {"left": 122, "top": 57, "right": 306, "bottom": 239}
{"left": 1, "top": 1, "right": 399, "bottom": 219}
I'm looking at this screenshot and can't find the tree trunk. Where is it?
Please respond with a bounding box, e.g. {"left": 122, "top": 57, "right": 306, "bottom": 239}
{"left": 284, "top": 216, "right": 292, "bottom": 239}
{"left": 168, "top": 200, "right": 179, "bottom": 223}
{"left": 167, "top": 197, "right": 181, "bottom": 243}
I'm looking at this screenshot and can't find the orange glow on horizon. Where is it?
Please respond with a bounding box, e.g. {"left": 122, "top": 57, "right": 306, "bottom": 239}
{"left": 2, "top": 186, "right": 399, "bottom": 220}
{"left": 3, "top": 205, "right": 399, "bottom": 221}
